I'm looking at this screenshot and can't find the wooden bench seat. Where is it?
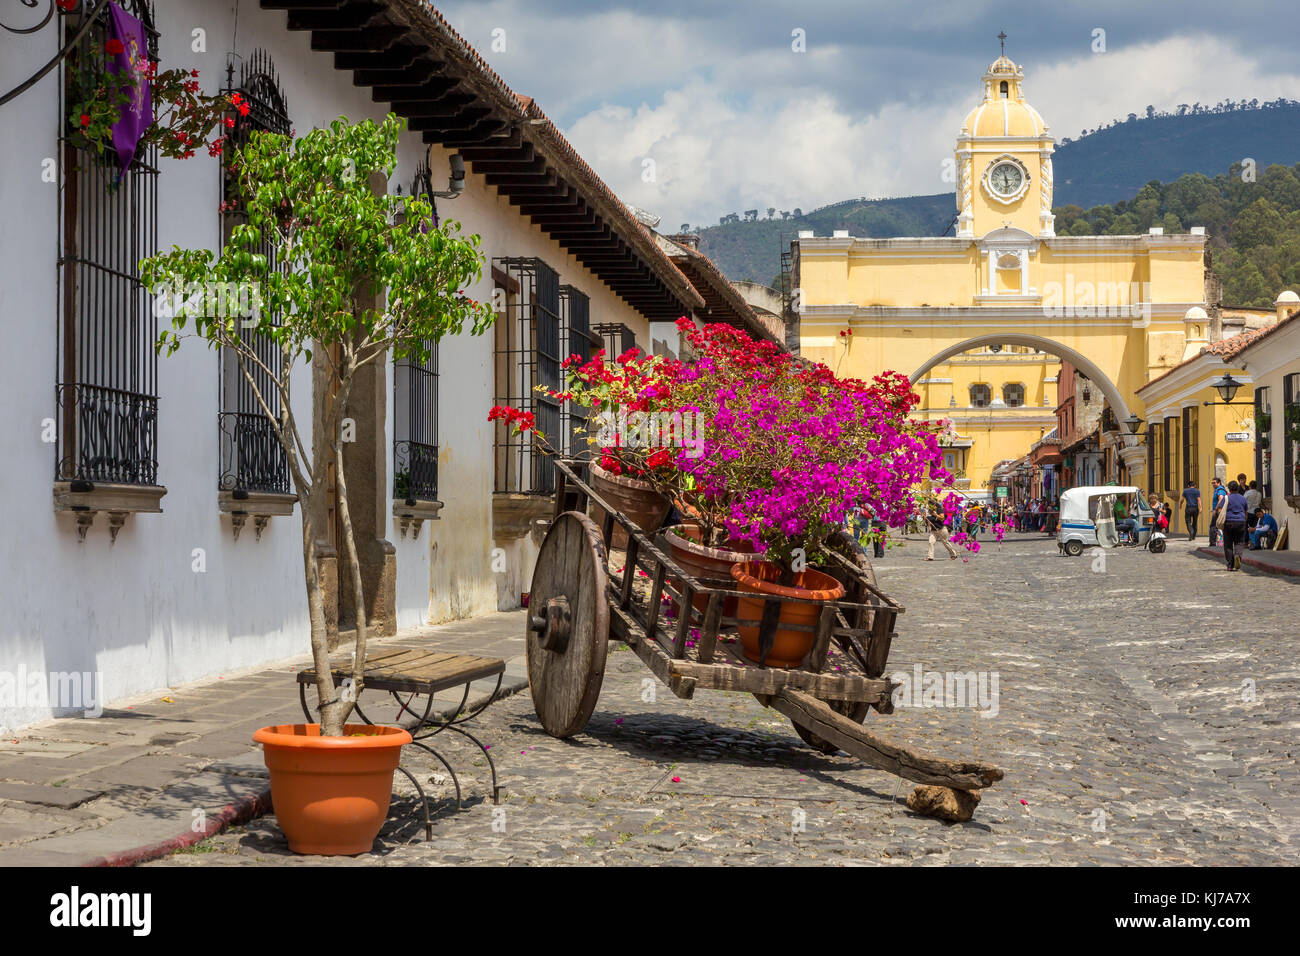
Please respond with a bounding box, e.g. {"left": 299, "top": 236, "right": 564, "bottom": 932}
{"left": 297, "top": 647, "right": 505, "bottom": 697}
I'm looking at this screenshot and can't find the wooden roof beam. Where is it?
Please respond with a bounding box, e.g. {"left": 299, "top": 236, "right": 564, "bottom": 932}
{"left": 286, "top": 5, "right": 384, "bottom": 30}
{"left": 310, "top": 26, "right": 409, "bottom": 53}
{"left": 408, "top": 108, "right": 494, "bottom": 132}
{"left": 430, "top": 122, "right": 512, "bottom": 147}
{"left": 376, "top": 80, "right": 461, "bottom": 102}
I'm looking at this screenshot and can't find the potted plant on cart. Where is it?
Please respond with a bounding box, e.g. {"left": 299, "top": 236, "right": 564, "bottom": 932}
{"left": 671, "top": 324, "right": 946, "bottom": 667}
{"left": 141, "top": 115, "right": 493, "bottom": 855}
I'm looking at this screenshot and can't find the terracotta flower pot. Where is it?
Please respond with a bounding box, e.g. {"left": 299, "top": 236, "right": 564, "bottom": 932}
{"left": 253, "top": 723, "right": 412, "bottom": 856}
{"left": 729, "top": 562, "right": 846, "bottom": 669}
{"left": 663, "top": 522, "right": 761, "bottom": 616}
{"left": 588, "top": 460, "right": 671, "bottom": 550}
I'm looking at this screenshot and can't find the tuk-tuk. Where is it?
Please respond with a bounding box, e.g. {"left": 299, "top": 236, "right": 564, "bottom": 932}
{"left": 1057, "top": 486, "right": 1154, "bottom": 556}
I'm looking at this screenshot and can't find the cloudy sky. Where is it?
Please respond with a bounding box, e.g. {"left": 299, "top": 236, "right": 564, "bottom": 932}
{"left": 435, "top": 1, "right": 1300, "bottom": 229}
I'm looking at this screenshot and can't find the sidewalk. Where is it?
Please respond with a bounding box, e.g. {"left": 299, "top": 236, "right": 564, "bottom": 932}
{"left": 1193, "top": 543, "right": 1300, "bottom": 578}
{"left": 0, "top": 610, "right": 528, "bottom": 866}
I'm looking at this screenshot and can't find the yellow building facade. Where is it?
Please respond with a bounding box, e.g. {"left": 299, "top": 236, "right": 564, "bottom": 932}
{"left": 795, "top": 54, "right": 1209, "bottom": 494}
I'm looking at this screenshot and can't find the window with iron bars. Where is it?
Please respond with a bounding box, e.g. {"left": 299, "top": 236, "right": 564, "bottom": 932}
{"left": 560, "top": 285, "right": 599, "bottom": 460}
{"left": 393, "top": 341, "right": 439, "bottom": 503}
{"left": 392, "top": 165, "right": 441, "bottom": 503}
{"left": 594, "top": 322, "right": 636, "bottom": 363}
{"left": 55, "top": 0, "right": 160, "bottom": 487}
{"left": 1163, "top": 415, "right": 1178, "bottom": 495}
{"left": 1149, "top": 421, "right": 1163, "bottom": 493}
{"left": 216, "top": 49, "right": 292, "bottom": 495}
{"left": 1182, "top": 405, "right": 1199, "bottom": 489}
{"left": 1252, "top": 387, "right": 1268, "bottom": 499}
{"left": 1284, "top": 374, "right": 1299, "bottom": 496}
{"left": 493, "top": 257, "right": 561, "bottom": 494}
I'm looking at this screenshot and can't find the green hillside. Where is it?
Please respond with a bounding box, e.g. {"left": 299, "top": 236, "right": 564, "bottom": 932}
{"left": 696, "top": 100, "right": 1300, "bottom": 284}
{"left": 1056, "top": 164, "right": 1300, "bottom": 308}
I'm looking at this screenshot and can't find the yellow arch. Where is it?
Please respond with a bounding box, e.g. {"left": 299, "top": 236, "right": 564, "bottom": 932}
{"left": 909, "top": 332, "right": 1134, "bottom": 423}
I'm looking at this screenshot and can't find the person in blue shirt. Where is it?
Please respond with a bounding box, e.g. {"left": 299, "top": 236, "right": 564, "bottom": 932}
{"left": 1222, "top": 481, "right": 1248, "bottom": 570}
{"left": 1179, "top": 479, "right": 1202, "bottom": 541}
{"left": 1249, "top": 507, "right": 1279, "bottom": 550}
{"left": 1208, "top": 477, "right": 1226, "bottom": 546}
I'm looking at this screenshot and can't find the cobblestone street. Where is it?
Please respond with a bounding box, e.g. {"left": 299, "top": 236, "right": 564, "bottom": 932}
{"left": 152, "top": 534, "right": 1299, "bottom": 866}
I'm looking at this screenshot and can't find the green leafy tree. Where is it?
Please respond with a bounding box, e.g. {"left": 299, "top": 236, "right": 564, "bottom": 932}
{"left": 140, "top": 115, "right": 494, "bottom": 736}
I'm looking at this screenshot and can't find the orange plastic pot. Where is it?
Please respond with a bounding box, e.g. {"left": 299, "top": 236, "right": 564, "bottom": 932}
{"left": 730, "top": 562, "right": 846, "bottom": 668}
{"left": 253, "top": 723, "right": 412, "bottom": 856}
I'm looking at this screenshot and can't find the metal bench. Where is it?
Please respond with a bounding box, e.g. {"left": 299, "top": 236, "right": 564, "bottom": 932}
{"left": 296, "top": 647, "right": 504, "bottom": 840}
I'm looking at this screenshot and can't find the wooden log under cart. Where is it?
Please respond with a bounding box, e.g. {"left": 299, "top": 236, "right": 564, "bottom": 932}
{"left": 767, "top": 688, "right": 1004, "bottom": 790}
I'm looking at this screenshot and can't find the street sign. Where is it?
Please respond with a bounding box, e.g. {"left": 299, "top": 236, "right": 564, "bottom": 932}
{"left": 1224, "top": 432, "right": 1252, "bottom": 442}
{"left": 996, "top": 486, "right": 1008, "bottom": 498}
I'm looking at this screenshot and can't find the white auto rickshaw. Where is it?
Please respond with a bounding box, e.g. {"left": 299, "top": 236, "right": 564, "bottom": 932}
{"left": 1057, "top": 485, "right": 1158, "bottom": 556}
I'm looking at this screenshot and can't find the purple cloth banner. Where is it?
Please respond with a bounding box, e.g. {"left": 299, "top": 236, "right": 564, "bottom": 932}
{"left": 107, "top": 2, "right": 151, "bottom": 175}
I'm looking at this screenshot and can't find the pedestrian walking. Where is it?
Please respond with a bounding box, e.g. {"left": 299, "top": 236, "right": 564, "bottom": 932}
{"left": 925, "top": 507, "right": 958, "bottom": 560}
{"left": 1208, "top": 477, "right": 1226, "bottom": 547}
{"left": 1179, "top": 479, "right": 1201, "bottom": 541}
{"left": 1221, "top": 480, "right": 1248, "bottom": 571}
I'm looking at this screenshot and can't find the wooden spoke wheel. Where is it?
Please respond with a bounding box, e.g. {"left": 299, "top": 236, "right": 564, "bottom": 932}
{"left": 527, "top": 511, "right": 610, "bottom": 738}
{"left": 792, "top": 699, "right": 872, "bottom": 754}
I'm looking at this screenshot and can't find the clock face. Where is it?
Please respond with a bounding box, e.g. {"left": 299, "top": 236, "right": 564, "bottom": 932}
{"left": 989, "top": 161, "right": 1024, "bottom": 197}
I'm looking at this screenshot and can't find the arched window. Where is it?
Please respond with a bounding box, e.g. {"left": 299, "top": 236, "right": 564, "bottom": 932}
{"left": 1003, "top": 383, "right": 1025, "bottom": 407}
{"left": 970, "top": 384, "right": 991, "bottom": 408}
{"left": 999, "top": 80, "right": 1009, "bottom": 98}
{"left": 218, "top": 50, "right": 292, "bottom": 497}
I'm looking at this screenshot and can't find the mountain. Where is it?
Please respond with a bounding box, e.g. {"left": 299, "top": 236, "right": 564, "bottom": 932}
{"left": 696, "top": 101, "right": 1300, "bottom": 284}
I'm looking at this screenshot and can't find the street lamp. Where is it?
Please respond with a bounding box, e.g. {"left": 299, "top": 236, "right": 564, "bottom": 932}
{"left": 1123, "top": 414, "right": 1142, "bottom": 435}
{"left": 1203, "top": 373, "right": 1253, "bottom": 406}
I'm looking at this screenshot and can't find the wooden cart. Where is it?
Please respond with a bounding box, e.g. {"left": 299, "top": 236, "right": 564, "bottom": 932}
{"left": 526, "top": 458, "right": 1003, "bottom": 804}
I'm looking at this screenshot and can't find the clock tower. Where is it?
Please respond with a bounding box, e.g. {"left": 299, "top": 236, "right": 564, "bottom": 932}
{"left": 954, "top": 52, "right": 1055, "bottom": 239}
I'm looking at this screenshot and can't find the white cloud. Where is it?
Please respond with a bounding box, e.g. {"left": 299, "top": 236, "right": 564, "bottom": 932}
{"left": 563, "top": 32, "right": 1300, "bottom": 227}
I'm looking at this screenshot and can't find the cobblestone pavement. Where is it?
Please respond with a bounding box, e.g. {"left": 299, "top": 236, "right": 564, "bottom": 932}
{"left": 151, "top": 534, "right": 1299, "bottom": 866}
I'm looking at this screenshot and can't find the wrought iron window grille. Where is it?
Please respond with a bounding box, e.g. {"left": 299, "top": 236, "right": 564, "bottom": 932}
{"left": 560, "top": 285, "right": 598, "bottom": 460}
{"left": 593, "top": 322, "right": 636, "bottom": 364}
{"left": 54, "top": 0, "right": 160, "bottom": 488}
{"left": 217, "top": 48, "right": 291, "bottom": 497}
{"left": 394, "top": 339, "right": 439, "bottom": 504}
{"left": 493, "top": 256, "right": 561, "bottom": 494}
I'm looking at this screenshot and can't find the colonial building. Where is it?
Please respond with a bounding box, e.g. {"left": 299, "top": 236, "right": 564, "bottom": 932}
{"left": 1, "top": 0, "right": 766, "bottom": 730}
{"left": 793, "top": 52, "right": 1209, "bottom": 493}
{"left": 1236, "top": 296, "right": 1300, "bottom": 533}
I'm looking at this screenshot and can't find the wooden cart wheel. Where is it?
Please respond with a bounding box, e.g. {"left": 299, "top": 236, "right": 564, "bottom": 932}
{"left": 526, "top": 511, "right": 610, "bottom": 738}
{"left": 792, "top": 699, "right": 872, "bottom": 754}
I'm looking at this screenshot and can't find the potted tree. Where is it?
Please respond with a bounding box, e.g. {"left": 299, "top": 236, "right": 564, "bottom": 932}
{"left": 141, "top": 114, "right": 493, "bottom": 854}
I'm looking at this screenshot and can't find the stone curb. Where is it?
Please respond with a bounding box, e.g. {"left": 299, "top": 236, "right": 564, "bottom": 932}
{"left": 80, "top": 674, "right": 529, "bottom": 867}
{"left": 1193, "top": 545, "right": 1300, "bottom": 578}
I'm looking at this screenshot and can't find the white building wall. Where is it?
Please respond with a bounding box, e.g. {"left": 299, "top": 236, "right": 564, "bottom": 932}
{"left": 0, "top": 1, "right": 662, "bottom": 730}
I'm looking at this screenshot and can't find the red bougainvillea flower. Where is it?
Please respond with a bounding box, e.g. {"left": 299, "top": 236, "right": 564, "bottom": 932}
{"left": 79, "top": 114, "right": 90, "bottom": 127}
{"left": 487, "top": 405, "right": 536, "bottom": 433}
{"left": 104, "top": 38, "right": 125, "bottom": 55}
